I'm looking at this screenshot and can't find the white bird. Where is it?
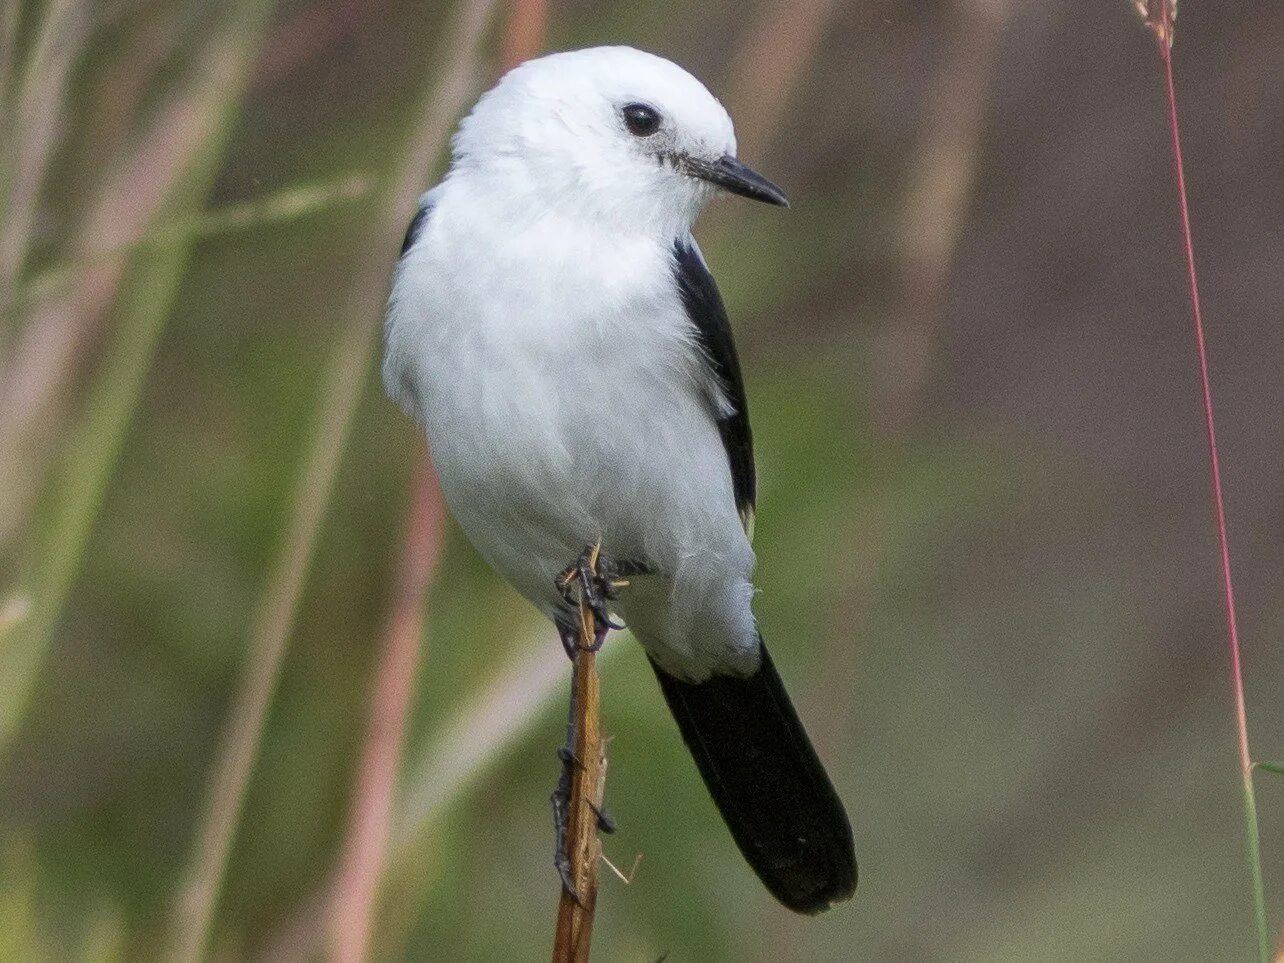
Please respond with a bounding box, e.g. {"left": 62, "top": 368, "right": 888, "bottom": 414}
{"left": 383, "top": 45, "right": 855, "bottom": 913}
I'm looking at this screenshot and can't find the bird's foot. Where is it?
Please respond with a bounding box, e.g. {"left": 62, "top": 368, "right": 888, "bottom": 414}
{"left": 551, "top": 742, "right": 582, "bottom": 903}
{"left": 555, "top": 543, "right": 629, "bottom": 639}
{"left": 557, "top": 623, "right": 579, "bottom": 660}
{"left": 587, "top": 800, "right": 617, "bottom": 835}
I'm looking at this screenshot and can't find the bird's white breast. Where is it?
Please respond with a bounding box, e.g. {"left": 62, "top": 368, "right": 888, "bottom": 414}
{"left": 385, "top": 176, "right": 757, "bottom": 677}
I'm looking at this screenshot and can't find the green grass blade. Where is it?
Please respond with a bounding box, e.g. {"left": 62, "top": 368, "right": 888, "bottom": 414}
{"left": 0, "top": 0, "right": 278, "bottom": 756}
{"left": 1240, "top": 772, "right": 1269, "bottom": 961}
{"left": 8, "top": 173, "right": 371, "bottom": 313}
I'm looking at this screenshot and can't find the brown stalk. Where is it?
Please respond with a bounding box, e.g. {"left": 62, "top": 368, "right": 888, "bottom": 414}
{"left": 722, "top": 0, "right": 839, "bottom": 161}
{"left": 551, "top": 557, "right": 608, "bottom": 963}
{"left": 872, "top": 0, "right": 1014, "bottom": 433}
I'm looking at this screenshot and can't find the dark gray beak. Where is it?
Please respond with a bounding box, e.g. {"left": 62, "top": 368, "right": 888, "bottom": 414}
{"left": 684, "top": 154, "right": 790, "bottom": 207}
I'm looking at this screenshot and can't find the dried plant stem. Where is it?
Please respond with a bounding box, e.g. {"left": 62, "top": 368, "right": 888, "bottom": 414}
{"left": 552, "top": 586, "right": 607, "bottom": 963}
{"left": 1148, "top": 7, "right": 1268, "bottom": 958}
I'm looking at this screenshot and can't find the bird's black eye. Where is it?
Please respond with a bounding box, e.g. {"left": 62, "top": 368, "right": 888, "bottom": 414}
{"left": 622, "top": 103, "right": 662, "bottom": 137}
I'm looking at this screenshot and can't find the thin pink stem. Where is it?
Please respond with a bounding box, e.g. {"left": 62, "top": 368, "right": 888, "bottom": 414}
{"left": 1155, "top": 13, "right": 1269, "bottom": 957}
{"left": 1158, "top": 31, "right": 1251, "bottom": 780}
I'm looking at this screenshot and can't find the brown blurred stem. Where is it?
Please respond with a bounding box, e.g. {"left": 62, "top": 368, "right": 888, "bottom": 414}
{"left": 551, "top": 548, "right": 609, "bottom": 963}
{"left": 872, "top": 0, "right": 1013, "bottom": 433}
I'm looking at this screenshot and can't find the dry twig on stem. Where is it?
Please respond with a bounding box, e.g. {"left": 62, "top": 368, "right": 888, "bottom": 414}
{"left": 552, "top": 548, "right": 611, "bottom": 963}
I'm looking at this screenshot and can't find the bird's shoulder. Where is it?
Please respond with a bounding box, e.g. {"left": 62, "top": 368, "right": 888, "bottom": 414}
{"left": 397, "top": 186, "right": 444, "bottom": 260}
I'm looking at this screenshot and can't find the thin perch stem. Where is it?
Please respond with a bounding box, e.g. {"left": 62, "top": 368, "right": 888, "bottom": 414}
{"left": 1148, "top": 5, "right": 1268, "bottom": 958}
{"left": 552, "top": 551, "right": 609, "bottom": 962}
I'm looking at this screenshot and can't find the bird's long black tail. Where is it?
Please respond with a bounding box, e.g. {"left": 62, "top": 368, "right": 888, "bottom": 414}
{"left": 650, "top": 640, "right": 856, "bottom": 913}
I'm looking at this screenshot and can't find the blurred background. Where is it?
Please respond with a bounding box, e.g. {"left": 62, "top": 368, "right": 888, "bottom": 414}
{"left": 1, "top": 0, "right": 1282, "bottom": 959}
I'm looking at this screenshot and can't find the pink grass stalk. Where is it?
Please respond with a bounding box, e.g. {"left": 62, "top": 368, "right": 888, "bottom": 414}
{"left": 168, "top": 3, "right": 502, "bottom": 957}
{"left": 328, "top": 459, "right": 445, "bottom": 963}
{"left": 326, "top": 4, "right": 548, "bottom": 953}
{"left": 1139, "top": 2, "right": 1269, "bottom": 956}
{"left": 324, "top": 8, "right": 546, "bottom": 957}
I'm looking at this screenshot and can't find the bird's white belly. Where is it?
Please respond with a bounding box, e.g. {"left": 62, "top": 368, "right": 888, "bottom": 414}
{"left": 421, "top": 309, "right": 736, "bottom": 615}
{"left": 386, "top": 210, "right": 758, "bottom": 677}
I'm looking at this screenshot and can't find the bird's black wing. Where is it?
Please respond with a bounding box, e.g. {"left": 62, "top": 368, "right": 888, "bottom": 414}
{"left": 399, "top": 197, "right": 434, "bottom": 257}
{"left": 384, "top": 192, "right": 438, "bottom": 417}
{"left": 672, "top": 237, "right": 756, "bottom": 537}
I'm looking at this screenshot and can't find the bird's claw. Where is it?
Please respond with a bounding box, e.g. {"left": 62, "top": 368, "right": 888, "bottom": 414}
{"left": 587, "top": 800, "right": 617, "bottom": 835}
{"left": 551, "top": 744, "right": 581, "bottom": 903}
{"left": 555, "top": 545, "right": 627, "bottom": 642}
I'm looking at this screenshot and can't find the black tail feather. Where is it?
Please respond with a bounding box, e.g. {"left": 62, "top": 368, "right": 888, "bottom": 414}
{"left": 650, "top": 641, "right": 857, "bottom": 913}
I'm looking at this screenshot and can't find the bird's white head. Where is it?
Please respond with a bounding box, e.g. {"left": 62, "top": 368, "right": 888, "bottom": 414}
{"left": 449, "top": 46, "right": 787, "bottom": 238}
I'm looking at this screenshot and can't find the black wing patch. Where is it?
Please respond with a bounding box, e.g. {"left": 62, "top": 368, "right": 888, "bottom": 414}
{"left": 399, "top": 200, "right": 433, "bottom": 257}
{"left": 673, "top": 238, "right": 756, "bottom": 536}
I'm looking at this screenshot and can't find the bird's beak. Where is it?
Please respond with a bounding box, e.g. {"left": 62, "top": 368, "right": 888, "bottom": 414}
{"left": 683, "top": 154, "right": 790, "bottom": 207}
